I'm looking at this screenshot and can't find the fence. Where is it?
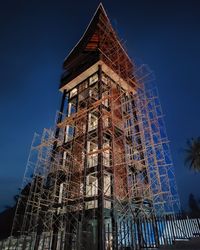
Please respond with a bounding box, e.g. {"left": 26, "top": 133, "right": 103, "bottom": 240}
{"left": 1, "top": 213, "right": 200, "bottom": 249}
{"left": 111, "top": 213, "right": 200, "bottom": 249}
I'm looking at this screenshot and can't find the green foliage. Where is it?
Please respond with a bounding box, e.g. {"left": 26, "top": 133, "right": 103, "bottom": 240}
{"left": 185, "top": 137, "right": 200, "bottom": 172}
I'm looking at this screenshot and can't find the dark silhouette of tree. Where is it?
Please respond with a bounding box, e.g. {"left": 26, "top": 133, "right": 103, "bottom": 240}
{"left": 185, "top": 137, "right": 200, "bottom": 172}
{"left": 0, "top": 207, "right": 16, "bottom": 240}
{"left": 0, "top": 185, "right": 30, "bottom": 239}
{"left": 0, "top": 193, "right": 19, "bottom": 240}
{"left": 188, "top": 193, "right": 200, "bottom": 217}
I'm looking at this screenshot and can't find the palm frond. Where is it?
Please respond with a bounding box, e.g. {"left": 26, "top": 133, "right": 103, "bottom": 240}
{"left": 184, "top": 137, "right": 200, "bottom": 172}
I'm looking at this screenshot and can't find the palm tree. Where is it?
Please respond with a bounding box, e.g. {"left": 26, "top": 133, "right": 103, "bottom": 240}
{"left": 185, "top": 137, "right": 200, "bottom": 172}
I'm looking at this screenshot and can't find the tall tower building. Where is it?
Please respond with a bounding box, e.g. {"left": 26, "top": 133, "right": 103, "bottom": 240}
{"left": 12, "top": 4, "right": 180, "bottom": 250}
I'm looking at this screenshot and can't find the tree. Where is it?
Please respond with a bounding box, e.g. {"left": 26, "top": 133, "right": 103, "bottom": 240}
{"left": 185, "top": 137, "right": 200, "bottom": 172}
{"left": 188, "top": 193, "right": 200, "bottom": 216}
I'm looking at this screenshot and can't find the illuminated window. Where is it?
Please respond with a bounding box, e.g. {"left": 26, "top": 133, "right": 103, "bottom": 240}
{"left": 103, "top": 139, "right": 110, "bottom": 167}
{"left": 87, "top": 141, "right": 98, "bottom": 168}
{"left": 69, "top": 88, "right": 77, "bottom": 98}
{"left": 68, "top": 102, "right": 76, "bottom": 116}
{"left": 104, "top": 175, "right": 111, "bottom": 196}
{"left": 62, "top": 151, "right": 67, "bottom": 168}
{"left": 103, "top": 116, "right": 109, "bottom": 129}
{"left": 85, "top": 200, "right": 98, "bottom": 209}
{"left": 89, "top": 73, "right": 98, "bottom": 85}
{"left": 58, "top": 183, "right": 64, "bottom": 204}
{"left": 86, "top": 174, "right": 98, "bottom": 197}
{"left": 88, "top": 112, "right": 98, "bottom": 131}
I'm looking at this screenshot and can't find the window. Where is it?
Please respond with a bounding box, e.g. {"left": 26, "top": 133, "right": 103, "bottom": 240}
{"left": 89, "top": 86, "right": 98, "bottom": 99}
{"left": 103, "top": 116, "right": 109, "bottom": 129}
{"left": 62, "top": 151, "right": 71, "bottom": 168}
{"left": 76, "top": 122, "right": 86, "bottom": 136}
{"left": 68, "top": 102, "right": 76, "bottom": 117}
{"left": 79, "top": 80, "right": 88, "bottom": 92}
{"left": 89, "top": 73, "right": 98, "bottom": 85}
{"left": 87, "top": 141, "right": 98, "bottom": 168}
{"left": 103, "top": 151, "right": 110, "bottom": 167}
{"left": 69, "top": 88, "right": 77, "bottom": 98}
{"left": 85, "top": 200, "right": 98, "bottom": 209}
{"left": 88, "top": 112, "right": 98, "bottom": 131}
{"left": 102, "top": 73, "right": 108, "bottom": 84}
{"left": 102, "top": 91, "right": 109, "bottom": 107}
{"left": 65, "top": 125, "right": 74, "bottom": 142}
{"left": 104, "top": 200, "right": 111, "bottom": 209}
{"left": 80, "top": 183, "right": 83, "bottom": 195}
{"left": 79, "top": 89, "right": 88, "bottom": 101}
{"left": 86, "top": 174, "right": 98, "bottom": 197}
{"left": 58, "top": 183, "right": 64, "bottom": 203}
{"left": 62, "top": 151, "right": 67, "bottom": 168}
{"left": 103, "top": 139, "right": 110, "bottom": 167}
{"left": 88, "top": 154, "right": 98, "bottom": 168}
{"left": 104, "top": 175, "right": 111, "bottom": 196}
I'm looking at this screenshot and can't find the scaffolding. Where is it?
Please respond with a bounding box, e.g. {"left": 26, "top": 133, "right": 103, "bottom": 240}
{"left": 10, "top": 3, "right": 181, "bottom": 250}
{"left": 10, "top": 65, "right": 180, "bottom": 249}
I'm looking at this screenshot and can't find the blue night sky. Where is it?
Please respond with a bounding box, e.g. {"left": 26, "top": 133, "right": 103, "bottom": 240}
{"left": 0, "top": 0, "right": 200, "bottom": 211}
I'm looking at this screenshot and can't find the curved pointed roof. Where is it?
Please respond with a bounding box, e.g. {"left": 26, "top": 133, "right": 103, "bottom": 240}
{"left": 60, "top": 3, "right": 134, "bottom": 90}
{"left": 63, "top": 3, "right": 133, "bottom": 69}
